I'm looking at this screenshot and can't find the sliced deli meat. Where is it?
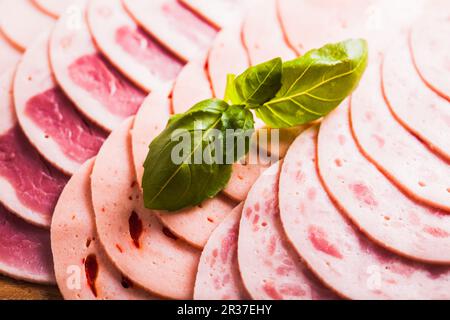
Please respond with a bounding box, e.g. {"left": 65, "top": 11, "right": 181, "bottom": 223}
{"left": 238, "top": 162, "right": 336, "bottom": 300}
{"left": 123, "top": 0, "right": 218, "bottom": 62}
{"left": 91, "top": 118, "right": 200, "bottom": 299}
{"left": 351, "top": 65, "right": 450, "bottom": 212}
{"left": 88, "top": 0, "right": 183, "bottom": 93}
{"left": 194, "top": 204, "right": 248, "bottom": 300}
{"left": 32, "top": 0, "right": 73, "bottom": 18}
{"left": 0, "top": 0, "right": 54, "bottom": 51}
{"left": 50, "top": 0, "right": 146, "bottom": 132}
{"left": 14, "top": 32, "right": 107, "bottom": 176}
{"left": 0, "top": 30, "right": 21, "bottom": 74}
{"left": 281, "top": 126, "right": 450, "bottom": 299}
{"left": 0, "top": 68, "right": 67, "bottom": 228}
{"left": 382, "top": 38, "right": 450, "bottom": 161}
{"left": 319, "top": 101, "right": 450, "bottom": 264}
{"left": 52, "top": 159, "right": 153, "bottom": 300}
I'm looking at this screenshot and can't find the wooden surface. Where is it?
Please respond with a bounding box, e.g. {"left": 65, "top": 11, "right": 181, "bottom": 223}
{"left": 0, "top": 275, "right": 62, "bottom": 300}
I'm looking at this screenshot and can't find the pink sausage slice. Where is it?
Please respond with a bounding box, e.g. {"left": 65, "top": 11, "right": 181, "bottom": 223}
{"left": 194, "top": 204, "right": 249, "bottom": 300}
{"left": 382, "top": 38, "right": 450, "bottom": 161}
{"left": 88, "top": 0, "right": 183, "bottom": 93}
{"left": 0, "top": 30, "right": 21, "bottom": 74}
{"left": 32, "top": 0, "right": 73, "bottom": 18}
{"left": 91, "top": 118, "right": 201, "bottom": 299}
{"left": 123, "top": 0, "right": 217, "bottom": 62}
{"left": 50, "top": 0, "right": 146, "bottom": 132}
{"left": 52, "top": 159, "right": 153, "bottom": 300}
{"left": 14, "top": 32, "right": 107, "bottom": 176}
{"left": 238, "top": 162, "right": 336, "bottom": 300}
{"left": 281, "top": 126, "right": 450, "bottom": 299}
{"left": 351, "top": 64, "right": 450, "bottom": 212}
{"left": 319, "top": 100, "right": 450, "bottom": 264}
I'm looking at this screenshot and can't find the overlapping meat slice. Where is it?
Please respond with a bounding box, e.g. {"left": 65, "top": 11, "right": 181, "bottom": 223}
{"left": 122, "top": 0, "right": 217, "bottom": 62}
{"left": 351, "top": 65, "right": 450, "bottom": 212}
{"left": 91, "top": 118, "right": 200, "bottom": 299}
{"left": 87, "top": 0, "right": 183, "bottom": 92}
{"left": 382, "top": 38, "right": 450, "bottom": 161}
{"left": 32, "top": 0, "right": 73, "bottom": 18}
{"left": 194, "top": 204, "right": 248, "bottom": 300}
{"left": 14, "top": 32, "right": 107, "bottom": 176}
{"left": 0, "top": 68, "right": 67, "bottom": 228}
{"left": 0, "top": 0, "right": 54, "bottom": 51}
{"left": 52, "top": 159, "right": 153, "bottom": 300}
{"left": 50, "top": 0, "right": 146, "bottom": 132}
{"left": 238, "top": 162, "right": 336, "bottom": 300}
{"left": 0, "top": 30, "right": 21, "bottom": 74}
{"left": 319, "top": 99, "right": 450, "bottom": 264}
{"left": 281, "top": 126, "right": 450, "bottom": 299}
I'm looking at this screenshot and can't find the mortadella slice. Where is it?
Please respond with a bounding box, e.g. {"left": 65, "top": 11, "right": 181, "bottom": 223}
{"left": 91, "top": 118, "right": 201, "bottom": 299}
{"left": 87, "top": 0, "right": 183, "bottom": 93}
{"left": 280, "top": 126, "right": 450, "bottom": 299}
{"left": 122, "top": 0, "right": 217, "bottom": 62}
{"left": 52, "top": 159, "right": 153, "bottom": 300}
{"left": 14, "top": 32, "right": 107, "bottom": 176}
{"left": 238, "top": 162, "right": 337, "bottom": 300}
{"left": 0, "top": 68, "right": 68, "bottom": 228}
{"left": 319, "top": 101, "right": 450, "bottom": 264}
{"left": 194, "top": 204, "right": 248, "bottom": 300}
{"left": 351, "top": 64, "right": 450, "bottom": 212}
{"left": 382, "top": 38, "right": 450, "bottom": 161}
{"left": 0, "top": 0, "right": 54, "bottom": 51}
{"left": 50, "top": 0, "right": 146, "bottom": 132}
{"left": 32, "top": 0, "right": 73, "bottom": 18}
{"left": 0, "top": 30, "right": 21, "bottom": 74}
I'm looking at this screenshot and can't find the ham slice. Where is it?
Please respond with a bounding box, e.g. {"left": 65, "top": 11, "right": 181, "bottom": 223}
{"left": 52, "top": 159, "right": 153, "bottom": 300}
{"left": 87, "top": 0, "right": 183, "bottom": 92}
{"left": 91, "top": 118, "right": 200, "bottom": 299}
{"left": 32, "top": 0, "right": 73, "bottom": 18}
{"left": 14, "top": 32, "right": 107, "bottom": 176}
{"left": 0, "top": 30, "right": 21, "bottom": 74}
{"left": 351, "top": 64, "right": 450, "bottom": 212}
{"left": 194, "top": 204, "right": 249, "bottom": 300}
{"left": 319, "top": 100, "right": 450, "bottom": 264}
{"left": 238, "top": 162, "right": 336, "bottom": 300}
{"left": 122, "top": 0, "right": 217, "bottom": 62}
{"left": 280, "top": 126, "right": 450, "bottom": 299}
{"left": 50, "top": 0, "right": 146, "bottom": 132}
{"left": 382, "top": 37, "right": 450, "bottom": 161}
{"left": 0, "top": 0, "right": 54, "bottom": 51}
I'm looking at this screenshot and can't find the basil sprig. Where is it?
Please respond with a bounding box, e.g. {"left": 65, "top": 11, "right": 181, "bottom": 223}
{"left": 143, "top": 39, "right": 368, "bottom": 212}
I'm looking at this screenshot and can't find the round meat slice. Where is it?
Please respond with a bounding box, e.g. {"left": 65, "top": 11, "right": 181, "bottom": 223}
{"left": 91, "top": 118, "right": 201, "bottom": 299}
{"left": 14, "top": 32, "right": 107, "bottom": 176}
{"left": 319, "top": 100, "right": 450, "bottom": 264}
{"left": 52, "top": 159, "right": 153, "bottom": 300}
{"left": 87, "top": 0, "right": 183, "bottom": 92}
{"left": 32, "top": 0, "right": 73, "bottom": 18}
{"left": 238, "top": 162, "right": 336, "bottom": 300}
{"left": 194, "top": 203, "right": 248, "bottom": 300}
{"left": 50, "top": 0, "right": 146, "bottom": 132}
{"left": 0, "top": 30, "right": 21, "bottom": 74}
{"left": 0, "top": 0, "right": 54, "bottom": 51}
{"left": 123, "top": 0, "right": 217, "bottom": 62}
{"left": 243, "top": 0, "right": 296, "bottom": 65}
{"left": 281, "top": 126, "right": 450, "bottom": 299}
{"left": 351, "top": 64, "right": 450, "bottom": 212}
{"left": 382, "top": 38, "right": 450, "bottom": 161}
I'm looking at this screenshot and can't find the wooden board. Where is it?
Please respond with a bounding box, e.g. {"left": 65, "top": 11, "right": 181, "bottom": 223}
{"left": 0, "top": 275, "right": 62, "bottom": 300}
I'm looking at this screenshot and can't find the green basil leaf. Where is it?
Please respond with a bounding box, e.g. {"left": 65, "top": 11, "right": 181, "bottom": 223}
{"left": 256, "top": 39, "right": 368, "bottom": 128}
{"left": 229, "top": 57, "right": 283, "bottom": 105}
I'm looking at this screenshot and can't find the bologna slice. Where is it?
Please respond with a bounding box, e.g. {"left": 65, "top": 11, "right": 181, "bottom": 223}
{"left": 238, "top": 162, "right": 336, "bottom": 300}
{"left": 52, "top": 159, "right": 153, "bottom": 300}
{"left": 382, "top": 38, "right": 450, "bottom": 161}
{"left": 123, "top": 0, "right": 217, "bottom": 62}
{"left": 14, "top": 32, "right": 107, "bottom": 176}
{"left": 0, "top": 30, "right": 21, "bottom": 74}
{"left": 351, "top": 65, "right": 450, "bottom": 212}
{"left": 319, "top": 101, "right": 450, "bottom": 264}
{"left": 0, "top": 0, "right": 54, "bottom": 51}
{"left": 243, "top": 0, "right": 296, "bottom": 65}
{"left": 91, "top": 118, "right": 201, "bottom": 299}
{"left": 194, "top": 204, "right": 248, "bottom": 300}
{"left": 280, "top": 126, "right": 450, "bottom": 299}
{"left": 87, "top": 0, "right": 183, "bottom": 93}
{"left": 32, "top": 0, "right": 72, "bottom": 18}
{"left": 0, "top": 68, "right": 67, "bottom": 228}
{"left": 50, "top": 0, "right": 146, "bottom": 132}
